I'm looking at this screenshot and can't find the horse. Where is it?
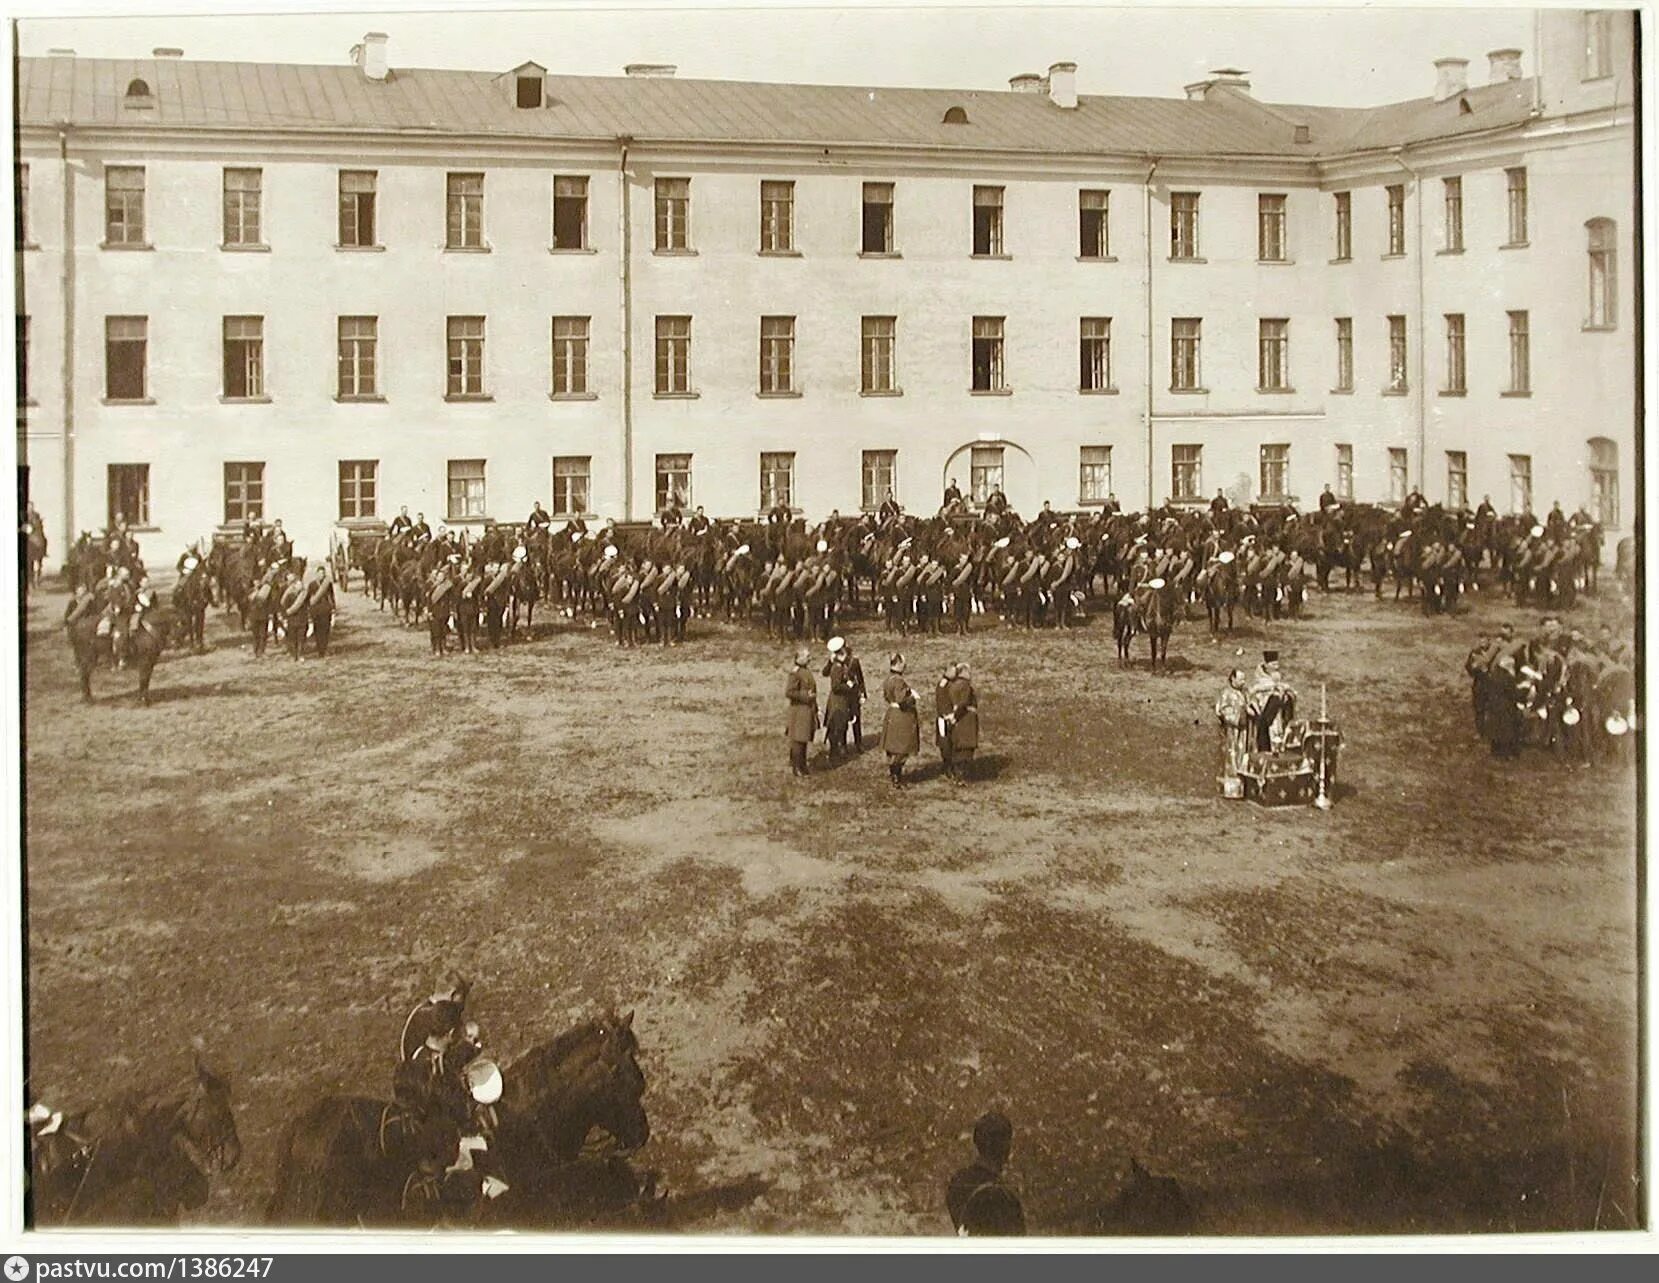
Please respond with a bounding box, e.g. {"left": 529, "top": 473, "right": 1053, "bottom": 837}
{"left": 30, "top": 1047, "right": 242, "bottom": 1226}
{"left": 1202, "top": 558, "right": 1238, "bottom": 635}
{"left": 23, "top": 524, "right": 48, "bottom": 590}
{"left": 66, "top": 605, "right": 165, "bottom": 705}
{"left": 265, "top": 1012, "right": 650, "bottom": 1228}
{"left": 1112, "top": 594, "right": 1137, "bottom": 664}
{"left": 172, "top": 566, "right": 212, "bottom": 653}
{"left": 1138, "top": 579, "right": 1177, "bottom": 670}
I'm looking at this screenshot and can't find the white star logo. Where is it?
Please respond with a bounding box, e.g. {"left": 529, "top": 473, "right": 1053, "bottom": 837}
{"left": 4, "top": 1257, "right": 29, "bottom": 1281}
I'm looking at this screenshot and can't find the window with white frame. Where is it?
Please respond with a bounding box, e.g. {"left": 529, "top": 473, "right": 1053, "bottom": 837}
{"left": 1333, "top": 191, "right": 1351, "bottom": 260}
{"left": 1445, "top": 451, "right": 1468, "bottom": 511}
{"left": 1079, "top": 318, "right": 1112, "bottom": 391}
{"left": 1258, "top": 193, "right": 1287, "bottom": 261}
{"left": 222, "top": 316, "right": 265, "bottom": 399}
{"left": 760, "top": 452, "right": 796, "bottom": 511}
{"left": 1170, "top": 192, "right": 1199, "bottom": 259}
{"left": 1587, "top": 219, "right": 1616, "bottom": 327}
{"left": 1079, "top": 189, "right": 1109, "bottom": 258}
{"left": 224, "top": 461, "right": 265, "bottom": 524}
{"left": 1259, "top": 444, "right": 1290, "bottom": 499}
{"left": 861, "top": 182, "right": 894, "bottom": 254}
{"left": 655, "top": 177, "right": 690, "bottom": 250}
{"left": 1507, "top": 310, "right": 1530, "bottom": 394}
{"left": 970, "top": 446, "right": 1004, "bottom": 504}
{"left": 1588, "top": 437, "right": 1618, "bottom": 527}
{"left": 447, "top": 458, "right": 487, "bottom": 520}
{"left": 1079, "top": 446, "right": 1112, "bottom": 504}
{"left": 446, "top": 316, "right": 485, "bottom": 397}
{"left": 861, "top": 316, "right": 896, "bottom": 393}
{"left": 1443, "top": 313, "right": 1466, "bottom": 393}
{"left": 223, "top": 168, "right": 262, "bottom": 246}
{"left": 446, "top": 173, "right": 484, "bottom": 249}
{"left": 552, "top": 456, "right": 591, "bottom": 516}
{"left": 1171, "top": 318, "right": 1201, "bottom": 391}
{"left": 760, "top": 316, "right": 795, "bottom": 394}
{"left": 1442, "top": 176, "right": 1463, "bottom": 252}
{"left": 1334, "top": 317, "right": 1354, "bottom": 391}
{"left": 105, "top": 316, "right": 147, "bottom": 401}
{"left": 1388, "top": 448, "right": 1409, "bottom": 504}
{"left": 337, "top": 316, "right": 377, "bottom": 398}
{"left": 972, "top": 185, "right": 1004, "bottom": 255}
{"left": 1505, "top": 168, "right": 1528, "bottom": 245}
{"left": 338, "top": 460, "right": 378, "bottom": 520}
{"left": 656, "top": 454, "right": 691, "bottom": 512}
{"left": 971, "top": 316, "right": 1005, "bottom": 391}
{"left": 1335, "top": 444, "right": 1354, "bottom": 501}
{"left": 655, "top": 316, "right": 691, "bottom": 394}
{"left": 760, "top": 181, "right": 794, "bottom": 253}
{"left": 1258, "top": 319, "right": 1289, "bottom": 391}
{"left": 1172, "top": 445, "right": 1202, "bottom": 501}
{"left": 861, "top": 450, "right": 896, "bottom": 511}
{"left": 338, "top": 170, "right": 377, "bottom": 247}
{"left": 1387, "top": 315, "right": 1408, "bottom": 392}
{"left": 108, "top": 464, "right": 150, "bottom": 528}
{"left": 552, "top": 316, "right": 589, "bottom": 396}
{"left": 105, "top": 166, "right": 146, "bottom": 245}
{"left": 552, "top": 176, "right": 588, "bottom": 250}
{"left": 1385, "top": 184, "right": 1406, "bottom": 255}
{"left": 1508, "top": 454, "right": 1533, "bottom": 515}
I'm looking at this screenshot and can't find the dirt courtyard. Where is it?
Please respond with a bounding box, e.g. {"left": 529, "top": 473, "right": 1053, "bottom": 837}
{"left": 20, "top": 577, "right": 1641, "bottom": 1236}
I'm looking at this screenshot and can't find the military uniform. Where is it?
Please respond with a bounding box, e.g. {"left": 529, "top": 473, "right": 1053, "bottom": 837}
{"left": 944, "top": 670, "right": 980, "bottom": 782}
{"left": 881, "top": 668, "right": 920, "bottom": 785}
{"left": 822, "top": 653, "right": 857, "bottom": 759}
{"left": 785, "top": 660, "right": 819, "bottom": 776}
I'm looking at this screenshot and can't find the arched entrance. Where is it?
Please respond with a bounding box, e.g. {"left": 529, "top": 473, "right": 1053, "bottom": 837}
{"left": 941, "top": 438, "right": 1037, "bottom": 514}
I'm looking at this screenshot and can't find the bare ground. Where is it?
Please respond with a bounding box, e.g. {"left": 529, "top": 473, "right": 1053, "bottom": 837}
{"left": 20, "top": 579, "right": 1641, "bottom": 1236}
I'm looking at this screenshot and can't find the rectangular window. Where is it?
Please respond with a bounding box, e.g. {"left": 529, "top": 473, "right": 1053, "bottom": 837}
{"left": 1443, "top": 314, "right": 1466, "bottom": 393}
{"left": 970, "top": 446, "right": 1004, "bottom": 504}
{"left": 223, "top": 168, "right": 262, "bottom": 246}
{"left": 222, "top": 315, "right": 265, "bottom": 399}
{"left": 1079, "top": 189, "right": 1110, "bottom": 258}
{"left": 552, "top": 456, "right": 591, "bottom": 517}
{"left": 861, "top": 449, "right": 897, "bottom": 510}
{"left": 1505, "top": 168, "right": 1528, "bottom": 245}
{"left": 552, "top": 176, "right": 588, "bottom": 250}
{"left": 655, "top": 453, "right": 692, "bottom": 512}
{"left": 15, "top": 162, "right": 28, "bottom": 246}
{"left": 447, "top": 458, "right": 486, "bottom": 520}
{"left": 1507, "top": 310, "right": 1530, "bottom": 393}
{"left": 760, "top": 180, "right": 794, "bottom": 253}
{"left": 337, "top": 316, "right": 377, "bottom": 398}
{"left": 760, "top": 452, "right": 796, "bottom": 511}
{"left": 446, "top": 316, "right": 486, "bottom": 397}
{"left": 338, "top": 460, "right": 378, "bottom": 520}
{"left": 1387, "top": 315, "right": 1408, "bottom": 392}
{"left": 655, "top": 177, "right": 690, "bottom": 251}
{"left": 1442, "top": 176, "right": 1463, "bottom": 252}
{"left": 1509, "top": 454, "right": 1533, "bottom": 515}
{"left": 1588, "top": 220, "right": 1617, "bottom": 327}
{"left": 551, "top": 316, "right": 590, "bottom": 396}
{"left": 1171, "top": 317, "right": 1202, "bottom": 391}
{"left": 1170, "top": 192, "right": 1199, "bottom": 259}
{"left": 107, "top": 464, "right": 150, "bottom": 528}
{"left": 1386, "top": 184, "right": 1406, "bottom": 255}
{"left": 759, "top": 316, "right": 795, "bottom": 394}
{"left": 1333, "top": 191, "right": 1352, "bottom": 260}
{"left": 862, "top": 182, "right": 894, "bottom": 254}
{"left": 971, "top": 316, "right": 1005, "bottom": 392}
{"left": 1259, "top": 444, "right": 1289, "bottom": 500}
{"left": 105, "top": 316, "right": 147, "bottom": 401}
{"left": 1446, "top": 451, "right": 1468, "bottom": 511}
{"left": 1079, "top": 317, "right": 1112, "bottom": 391}
{"left": 1258, "top": 193, "right": 1287, "bottom": 261}
{"left": 1079, "top": 445, "right": 1112, "bottom": 504}
{"left": 1335, "top": 444, "right": 1354, "bottom": 501}
{"left": 1334, "top": 317, "right": 1354, "bottom": 391}
{"left": 972, "top": 185, "right": 1004, "bottom": 256}
{"left": 861, "top": 316, "right": 896, "bottom": 393}
{"left": 655, "top": 315, "right": 691, "bottom": 394}
{"left": 1172, "top": 445, "right": 1202, "bottom": 501}
{"left": 1258, "top": 319, "right": 1289, "bottom": 391}
{"left": 338, "top": 170, "right": 377, "bottom": 247}
{"left": 224, "top": 461, "right": 265, "bottom": 525}
{"left": 446, "top": 172, "right": 484, "bottom": 249}
{"left": 1388, "top": 448, "right": 1409, "bottom": 504}
{"left": 105, "top": 165, "right": 146, "bottom": 245}
{"left": 1590, "top": 440, "right": 1619, "bottom": 527}
{"left": 16, "top": 315, "right": 27, "bottom": 403}
{"left": 1585, "top": 10, "right": 1614, "bottom": 79}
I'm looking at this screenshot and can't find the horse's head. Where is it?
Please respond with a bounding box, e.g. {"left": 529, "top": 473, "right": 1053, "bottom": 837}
{"left": 584, "top": 1011, "right": 649, "bottom": 1152}
{"left": 177, "top": 1047, "right": 241, "bottom": 1175}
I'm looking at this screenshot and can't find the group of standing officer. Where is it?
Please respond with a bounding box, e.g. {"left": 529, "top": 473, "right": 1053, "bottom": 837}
{"left": 786, "top": 639, "right": 979, "bottom": 786}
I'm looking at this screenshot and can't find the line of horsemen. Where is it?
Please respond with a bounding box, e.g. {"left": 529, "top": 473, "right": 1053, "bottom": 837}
{"left": 52, "top": 482, "right": 1622, "bottom": 667}
{"left": 328, "top": 485, "right": 1620, "bottom": 657}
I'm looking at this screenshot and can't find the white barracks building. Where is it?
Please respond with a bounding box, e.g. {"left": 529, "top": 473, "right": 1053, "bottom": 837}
{"left": 14, "top": 10, "right": 1636, "bottom": 566}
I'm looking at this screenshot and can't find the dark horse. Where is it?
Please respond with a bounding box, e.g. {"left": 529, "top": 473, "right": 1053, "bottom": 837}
{"left": 265, "top": 1011, "right": 651, "bottom": 1228}
{"left": 66, "top": 608, "right": 165, "bottom": 705}
{"left": 30, "top": 1047, "right": 242, "bottom": 1226}
{"left": 1138, "top": 579, "right": 1178, "bottom": 670}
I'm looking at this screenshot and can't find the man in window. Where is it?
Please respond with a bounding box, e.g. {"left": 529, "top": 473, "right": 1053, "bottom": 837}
{"left": 526, "top": 500, "right": 552, "bottom": 532}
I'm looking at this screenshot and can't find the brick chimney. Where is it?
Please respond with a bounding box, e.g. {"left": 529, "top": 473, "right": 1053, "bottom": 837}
{"left": 1008, "top": 72, "right": 1044, "bottom": 94}
{"left": 1433, "top": 56, "right": 1469, "bottom": 102}
{"left": 1487, "top": 48, "right": 1523, "bottom": 83}
{"left": 352, "top": 31, "right": 389, "bottom": 82}
{"left": 1047, "top": 61, "right": 1077, "bottom": 109}
{"left": 624, "top": 63, "right": 677, "bottom": 77}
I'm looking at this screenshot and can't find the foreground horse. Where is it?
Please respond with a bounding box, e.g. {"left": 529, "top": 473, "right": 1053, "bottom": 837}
{"left": 66, "top": 609, "right": 164, "bottom": 705}
{"left": 266, "top": 1011, "right": 650, "bottom": 1227}
{"left": 30, "top": 1048, "right": 242, "bottom": 1226}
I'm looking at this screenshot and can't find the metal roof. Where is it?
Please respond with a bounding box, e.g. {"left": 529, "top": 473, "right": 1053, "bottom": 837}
{"left": 15, "top": 55, "right": 1538, "bottom": 159}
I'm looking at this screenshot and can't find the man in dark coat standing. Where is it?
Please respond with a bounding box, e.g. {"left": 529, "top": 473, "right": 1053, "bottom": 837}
{"left": 881, "top": 653, "right": 920, "bottom": 787}
{"left": 945, "top": 661, "right": 980, "bottom": 784}
{"left": 946, "top": 1111, "right": 1026, "bottom": 1236}
{"left": 935, "top": 663, "right": 958, "bottom": 779}
{"left": 785, "top": 646, "right": 819, "bottom": 777}
{"left": 822, "top": 637, "right": 856, "bottom": 761}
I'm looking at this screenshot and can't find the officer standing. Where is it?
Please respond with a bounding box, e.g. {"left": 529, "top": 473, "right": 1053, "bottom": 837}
{"left": 785, "top": 646, "right": 819, "bottom": 777}
{"left": 822, "top": 637, "right": 856, "bottom": 761}
{"left": 881, "top": 653, "right": 921, "bottom": 787}
{"left": 945, "top": 661, "right": 980, "bottom": 784}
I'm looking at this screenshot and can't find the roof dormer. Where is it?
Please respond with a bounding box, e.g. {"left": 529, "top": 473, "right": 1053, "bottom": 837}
{"left": 508, "top": 60, "right": 547, "bottom": 108}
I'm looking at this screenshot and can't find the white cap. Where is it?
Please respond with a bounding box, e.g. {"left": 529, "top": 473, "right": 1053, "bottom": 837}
{"left": 183, "top": 556, "right": 199, "bottom": 571}
{"left": 1217, "top": 550, "right": 1235, "bottom": 564}
{"left": 1531, "top": 525, "right": 1545, "bottom": 538}
{"left": 1064, "top": 536, "right": 1081, "bottom": 550}
{"left": 816, "top": 539, "right": 828, "bottom": 553}
{"left": 1147, "top": 577, "right": 1166, "bottom": 589}
{"left": 513, "top": 545, "right": 528, "bottom": 562}
{"left": 992, "top": 537, "right": 1011, "bottom": 550}
{"left": 827, "top": 636, "right": 845, "bottom": 653}
{"left": 603, "top": 544, "right": 618, "bottom": 559}
{"left": 465, "top": 1058, "right": 504, "bottom": 1105}
{"left": 735, "top": 543, "right": 751, "bottom": 556}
